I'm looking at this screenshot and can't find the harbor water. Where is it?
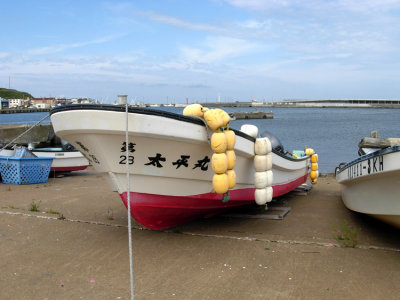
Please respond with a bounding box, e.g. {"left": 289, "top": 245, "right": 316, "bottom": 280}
{"left": 1, "top": 107, "right": 399, "bottom": 174}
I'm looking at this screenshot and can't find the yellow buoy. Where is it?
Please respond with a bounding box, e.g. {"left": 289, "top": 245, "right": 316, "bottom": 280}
{"left": 311, "top": 162, "right": 318, "bottom": 171}
{"left": 215, "top": 108, "right": 231, "bottom": 127}
{"left": 212, "top": 173, "right": 229, "bottom": 194}
{"left": 311, "top": 154, "right": 318, "bottom": 163}
{"left": 211, "top": 153, "right": 228, "bottom": 174}
{"left": 311, "top": 178, "right": 318, "bottom": 185}
{"left": 226, "top": 150, "right": 236, "bottom": 170}
{"left": 183, "top": 104, "right": 204, "bottom": 117}
{"left": 224, "top": 129, "right": 236, "bottom": 150}
{"left": 305, "top": 148, "right": 314, "bottom": 156}
{"left": 310, "top": 170, "right": 318, "bottom": 180}
{"left": 227, "top": 169, "right": 236, "bottom": 189}
{"left": 204, "top": 109, "right": 224, "bottom": 130}
{"left": 211, "top": 132, "right": 227, "bottom": 153}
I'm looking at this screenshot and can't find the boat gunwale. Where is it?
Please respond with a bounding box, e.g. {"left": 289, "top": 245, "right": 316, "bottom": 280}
{"left": 32, "top": 148, "right": 81, "bottom": 153}
{"left": 336, "top": 145, "right": 400, "bottom": 175}
{"left": 50, "top": 104, "right": 309, "bottom": 162}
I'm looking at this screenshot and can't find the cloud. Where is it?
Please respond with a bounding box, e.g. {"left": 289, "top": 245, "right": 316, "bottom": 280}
{"left": 27, "top": 34, "right": 127, "bottom": 55}
{"left": 223, "top": 0, "right": 290, "bottom": 11}
{"left": 224, "top": 0, "right": 400, "bottom": 14}
{"left": 0, "top": 52, "right": 11, "bottom": 59}
{"left": 179, "top": 36, "right": 262, "bottom": 64}
{"left": 138, "top": 11, "right": 222, "bottom": 32}
{"left": 136, "top": 10, "right": 280, "bottom": 41}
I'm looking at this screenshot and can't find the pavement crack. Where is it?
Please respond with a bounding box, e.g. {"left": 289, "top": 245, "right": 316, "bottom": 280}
{"left": 1, "top": 209, "right": 399, "bottom": 253}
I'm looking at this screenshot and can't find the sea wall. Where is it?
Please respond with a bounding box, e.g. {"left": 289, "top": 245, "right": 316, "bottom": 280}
{"left": 0, "top": 124, "right": 57, "bottom": 147}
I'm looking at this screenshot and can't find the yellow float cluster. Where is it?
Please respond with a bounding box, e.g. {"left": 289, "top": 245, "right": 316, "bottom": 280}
{"left": 183, "top": 104, "right": 236, "bottom": 195}
{"left": 305, "top": 147, "right": 319, "bottom": 184}
{"left": 254, "top": 137, "right": 273, "bottom": 205}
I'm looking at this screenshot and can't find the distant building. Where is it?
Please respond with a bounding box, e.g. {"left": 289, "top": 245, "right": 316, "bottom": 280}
{"left": 0, "top": 98, "right": 9, "bottom": 109}
{"left": 31, "top": 97, "right": 56, "bottom": 108}
{"left": 8, "top": 98, "right": 26, "bottom": 108}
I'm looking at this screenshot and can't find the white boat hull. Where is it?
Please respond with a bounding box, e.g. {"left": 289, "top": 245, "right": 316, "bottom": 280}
{"left": 50, "top": 105, "right": 311, "bottom": 229}
{"left": 336, "top": 146, "right": 400, "bottom": 228}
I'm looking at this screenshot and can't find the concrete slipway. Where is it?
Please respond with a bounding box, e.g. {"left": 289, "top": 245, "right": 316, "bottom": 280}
{"left": 0, "top": 168, "right": 399, "bottom": 299}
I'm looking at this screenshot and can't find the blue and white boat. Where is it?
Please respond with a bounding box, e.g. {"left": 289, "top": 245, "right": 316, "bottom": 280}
{"left": 336, "top": 145, "right": 400, "bottom": 228}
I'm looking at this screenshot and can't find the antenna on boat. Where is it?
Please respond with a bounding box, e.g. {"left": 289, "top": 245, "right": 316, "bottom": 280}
{"left": 122, "top": 94, "right": 135, "bottom": 300}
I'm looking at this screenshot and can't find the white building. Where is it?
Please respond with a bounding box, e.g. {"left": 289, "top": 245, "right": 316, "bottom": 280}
{"left": 8, "top": 98, "right": 25, "bottom": 108}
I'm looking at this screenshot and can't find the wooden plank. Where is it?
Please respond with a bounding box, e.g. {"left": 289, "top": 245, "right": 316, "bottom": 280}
{"left": 358, "top": 137, "right": 400, "bottom": 148}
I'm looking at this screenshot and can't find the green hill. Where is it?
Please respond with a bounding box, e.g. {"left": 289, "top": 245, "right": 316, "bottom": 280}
{"left": 0, "top": 88, "right": 33, "bottom": 99}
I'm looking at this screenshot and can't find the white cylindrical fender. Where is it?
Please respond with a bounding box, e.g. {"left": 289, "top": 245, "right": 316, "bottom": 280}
{"left": 254, "top": 171, "right": 273, "bottom": 189}
{"left": 254, "top": 154, "right": 272, "bottom": 171}
{"left": 240, "top": 124, "right": 258, "bottom": 138}
{"left": 266, "top": 170, "right": 273, "bottom": 186}
{"left": 255, "top": 186, "right": 273, "bottom": 205}
{"left": 254, "top": 138, "right": 272, "bottom": 155}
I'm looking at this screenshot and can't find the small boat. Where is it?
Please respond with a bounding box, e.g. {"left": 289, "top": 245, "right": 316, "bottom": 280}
{"left": 336, "top": 145, "right": 400, "bottom": 228}
{"left": 30, "top": 147, "right": 89, "bottom": 172}
{"left": 0, "top": 143, "right": 89, "bottom": 172}
{"left": 50, "top": 104, "right": 313, "bottom": 230}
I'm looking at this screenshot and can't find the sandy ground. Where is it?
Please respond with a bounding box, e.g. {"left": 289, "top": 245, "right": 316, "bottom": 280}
{"left": 0, "top": 168, "right": 399, "bottom": 300}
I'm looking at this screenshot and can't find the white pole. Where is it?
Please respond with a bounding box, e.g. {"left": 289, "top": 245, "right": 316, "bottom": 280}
{"left": 125, "top": 99, "right": 135, "bottom": 300}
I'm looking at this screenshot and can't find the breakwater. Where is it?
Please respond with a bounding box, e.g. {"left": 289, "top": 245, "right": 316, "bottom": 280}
{"left": 0, "top": 108, "right": 51, "bottom": 114}
{"left": 230, "top": 111, "right": 273, "bottom": 119}
{"left": 200, "top": 100, "right": 400, "bottom": 109}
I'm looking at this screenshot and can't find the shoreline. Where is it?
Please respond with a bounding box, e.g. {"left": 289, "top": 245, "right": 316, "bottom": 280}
{"left": 1, "top": 100, "right": 400, "bottom": 115}
{"left": 0, "top": 168, "right": 398, "bottom": 298}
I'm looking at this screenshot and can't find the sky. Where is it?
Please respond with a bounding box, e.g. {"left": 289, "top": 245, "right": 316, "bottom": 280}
{"left": 1, "top": 0, "right": 400, "bottom": 104}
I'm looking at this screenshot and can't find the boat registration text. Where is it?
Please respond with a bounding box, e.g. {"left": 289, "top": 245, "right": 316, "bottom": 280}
{"left": 347, "top": 155, "right": 384, "bottom": 179}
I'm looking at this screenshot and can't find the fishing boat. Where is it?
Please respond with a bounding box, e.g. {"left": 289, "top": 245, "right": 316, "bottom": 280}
{"left": 50, "top": 104, "right": 314, "bottom": 230}
{"left": 30, "top": 147, "right": 89, "bottom": 172}
{"left": 0, "top": 144, "right": 89, "bottom": 172}
{"left": 336, "top": 145, "right": 400, "bottom": 228}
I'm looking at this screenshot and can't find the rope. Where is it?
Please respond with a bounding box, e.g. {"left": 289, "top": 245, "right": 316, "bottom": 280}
{"left": 125, "top": 103, "right": 135, "bottom": 300}
{"left": 0, "top": 113, "right": 50, "bottom": 151}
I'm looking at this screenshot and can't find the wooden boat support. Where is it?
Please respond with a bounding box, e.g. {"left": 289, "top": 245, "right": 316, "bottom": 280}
{"left": 358, "top": 131, "right": 400, "bottom": 149}
{"left": 358, "top": 137, "right": 400, "bottom": 148}
{"left": 229, "top": 111, "right": 273, "bottom": 120}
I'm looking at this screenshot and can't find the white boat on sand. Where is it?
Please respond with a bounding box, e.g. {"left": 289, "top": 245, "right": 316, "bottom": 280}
{"left": 336, "top": 145, "right": 400, "bottom": 228}
{"left": 0, "top": 145, "right": 89, "bottom": 172}
{"left": 50, "top": 104, "right": 313, "bottom": 230}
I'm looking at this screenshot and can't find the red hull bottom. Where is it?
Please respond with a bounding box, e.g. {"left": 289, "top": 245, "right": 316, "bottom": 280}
{"left": 120, "top": 175, "right": 308, "bottom": 230}
{"left": 50, "top": 165, "right": 88, "bottom": 172}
